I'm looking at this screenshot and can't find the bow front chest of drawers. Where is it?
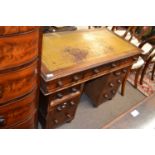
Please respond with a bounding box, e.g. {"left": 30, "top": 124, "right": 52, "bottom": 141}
{"left": 0, "top": 26, "right": 42, "bottom": 129}
{"left": 39, "top": 28, "right": 141, "bottom": 128}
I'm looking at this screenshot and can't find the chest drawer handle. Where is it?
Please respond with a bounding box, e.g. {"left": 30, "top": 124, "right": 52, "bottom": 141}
{"left": 0, "top": 85, "right": 3, "bottom": 98}
{"left": 0, "top": 116, "right": 5, "bottom": 127}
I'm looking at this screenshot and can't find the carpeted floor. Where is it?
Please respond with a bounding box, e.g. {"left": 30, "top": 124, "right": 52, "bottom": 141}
{"left": 58, "top": 82, "right": 145, "bottom": 129}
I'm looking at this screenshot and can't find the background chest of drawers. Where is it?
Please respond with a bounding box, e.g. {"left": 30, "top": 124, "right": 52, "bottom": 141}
{"left": 0, "top": 26, "right": 42, "bottom": 129}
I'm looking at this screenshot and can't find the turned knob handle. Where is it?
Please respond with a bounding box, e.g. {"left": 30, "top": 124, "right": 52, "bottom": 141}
{"left": 57, "top": 80, "right": 63, "bottom": 87}
{"left": 0, "top": 116, "right": 5, "bottom": 126}
{"left": 66, "top": 114, "right": 72, "bottom": 119}
{"left": 122, "top": 69, "right": 127, "bottom": 73}
{"left": 111, "top": 90, "right": 116, "bottom": 94}
{"left": 72, "top": 88, "right": 77, "bottom": 92}
{"left": 57, "top": 106, "right": 62, "bottom": 111}
{"left": 114, "top": 72, "right": 121, "bottom": 76}
{"left": 104, "top": 94, "right": 109, "bottom": 98}
{"left": 73, "top": 75, "right": 79, "bottom": 81}
{"left": 54, "top": 119, "right": 59, "bottom": 124}
{"left": 57, "top": 93, "right": 63, "bottom": 99}
{"left": 70, "top": 101, "right": 75, "bottom": 106}
{"left": 111, "top": 63, "right": 117, "bottom": 68}
{"left": 133, "top": 57, "right": 138, "bottom": 61}
{"left": 109, "top": 83, "right": 114, "bottom": 87}
{"left": 117, "top": 79, "right": 122, "bottom": 84}
{"left": 93, "top": 68, "right": 99, "bottom": 74}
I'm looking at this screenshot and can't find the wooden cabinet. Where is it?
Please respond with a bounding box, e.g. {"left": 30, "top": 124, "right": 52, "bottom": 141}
{"left": 0, "top": 26, "right": 42, "bottom": 129}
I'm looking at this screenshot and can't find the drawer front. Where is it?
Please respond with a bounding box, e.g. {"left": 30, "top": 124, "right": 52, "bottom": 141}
{"left": 0, "top": 61, "right": 38, "bottom": 104}
{"left": 42, "top": 55, "right": 138, "bottom": 94}
{"left": 49, "top": 84, "right": 83, "bottom": 102}
{"left": 0, "top": 26, "right": 37, "bottom": 36}
{"left": 8, "top": 113, "right": 36, "bottom": 129}
{"left": 46, "top": 94, "right": 81, "bottom": 128}
{"left": 0, "top": 29, "right": 39, "bottom": 71}
{"left": 0, "top": 90, "right": 36, "bottom": 129}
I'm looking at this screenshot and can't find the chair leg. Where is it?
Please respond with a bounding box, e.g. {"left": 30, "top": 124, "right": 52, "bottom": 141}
{"left": 134, "top": 67, "right": 142, "bottom": 88}
{"left": 151, "top": 63, "right": 155, "bottom": 80}
{"left": 140, "top": 58, "right": 152, "bottom": 85}
{"left": 121, "top": 68, "right": 131, "bottom": 96}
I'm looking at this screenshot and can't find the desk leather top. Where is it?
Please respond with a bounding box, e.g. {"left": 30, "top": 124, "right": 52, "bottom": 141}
{"left": 41, "top": 28, "right": 141, "bottom": 81}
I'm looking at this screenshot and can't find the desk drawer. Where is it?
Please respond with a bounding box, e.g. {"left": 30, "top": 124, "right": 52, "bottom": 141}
{"left": 42, "top": 55, "right": 138, "bottom": 94}
{"left": 0, "top": 90, "right": 36, "bottom": 129}
{"left": 47, "top": 93, "right": 81, "bottom": 128}
{"left": 0, "top": 61, "right": 38, "bottom": 104}
{"left": 0, "top": 29, "right": 39, "bottom": 71}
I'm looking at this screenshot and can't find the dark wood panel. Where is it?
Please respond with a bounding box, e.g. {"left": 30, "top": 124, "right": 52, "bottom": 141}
{"left": 0, "top": 61, "right": 38, "bottom": 104}
{"left": 0, "top": 29, "right": 39, "bottom": 71}
{"left": 0, "top": 90, "right": 36, "bottom": 128}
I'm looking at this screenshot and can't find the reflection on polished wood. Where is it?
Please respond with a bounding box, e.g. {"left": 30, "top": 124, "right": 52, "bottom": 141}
{"left": 39, "top": 28, "right": 141, "bottom": 128}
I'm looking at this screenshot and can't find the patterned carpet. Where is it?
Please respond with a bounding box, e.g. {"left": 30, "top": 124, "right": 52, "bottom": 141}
{"left": 127, "top": 64, "right": 155, "bottom": 96}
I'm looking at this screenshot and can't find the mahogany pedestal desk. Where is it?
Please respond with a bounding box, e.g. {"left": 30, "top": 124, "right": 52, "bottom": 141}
{"left": 39, "top": 28, "right": 141, "bottom": 128}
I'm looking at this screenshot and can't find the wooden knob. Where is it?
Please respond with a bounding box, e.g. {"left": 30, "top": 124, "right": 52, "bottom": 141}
{"left": 70, "top": 101, "right": 75, "bottom": 106}
{"left": 54, "top": 119, "right": 59, "bottom": 124}
{"left": 66, "top": 114, "right": 72, "bottom": 119}
{"left": 109, "top": 83, "right": 114, "bottom": 87}
{"left": 104, "top": 94, "right": 108, "bottom": 98}
{"left": 111, "top": 63, "right": 117, "bottom": 68}
{"left": 57, "top": 93, "right": 63, "bottom": 99}
{"left": 117, "top": 79, "right": 122, "bottom": 84}
{"left": 114, "top": 72, "right": 121, "bottom": 76}
{"left": 111, "top": 90, "right": 116, "bottom": 94}
{"left": 57, "top": 106, "right": 62, "bottom": 111}
{"left": 133, "top": 57, "right": 138, "bottom": 61}
{"left": 93, "top": 68, "right": 99, "bottom": 74}
{"left": 57, "top": 80, "right": 63, "bottom": 87}
{"left": 72, "top": 88, "right": 77, "bottom": 92}
{"left": 73, "top": 75, "right": 79, "bottom": 81}
{"left": 61, "top": 104, "right": 66, "bottom": 109}
{"left": 0, "top": 116, "right": 5, "bottom": 126}
{"left": 122, "top": 69, "right": 127, "bottom": 73}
